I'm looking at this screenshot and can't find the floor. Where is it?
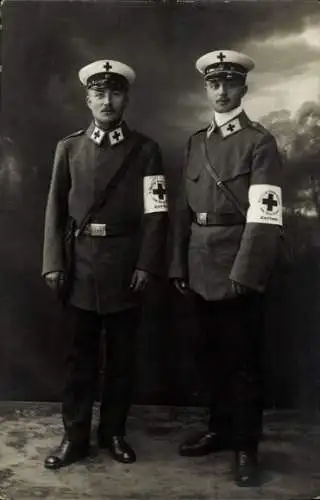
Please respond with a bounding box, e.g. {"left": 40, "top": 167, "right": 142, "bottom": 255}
{"left": 0, "top": 403, "right": 320, "bottom": 500}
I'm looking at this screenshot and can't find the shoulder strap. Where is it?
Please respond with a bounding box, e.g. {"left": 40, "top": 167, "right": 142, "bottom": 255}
{"left": 63, "top": 129, "right": 85, "bottom": 140}
{"left": 200, "top": 138, "right": 246, "bottom": 218}
{"left": 75, "top": 135, "right": 147, "bottom": 238}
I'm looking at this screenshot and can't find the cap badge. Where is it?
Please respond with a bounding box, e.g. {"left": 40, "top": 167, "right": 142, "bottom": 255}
{"left": 217, "top": 52, "right": 227, "bottom": 62}
{"left": 104, "top": 61, "right": 113, "bottom": 72}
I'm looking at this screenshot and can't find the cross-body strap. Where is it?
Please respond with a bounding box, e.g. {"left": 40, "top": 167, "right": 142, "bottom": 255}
{"left": 200, "top": 138, "right": 247, "bottom": 218}
{"left": 74, "top": 135, "right": 148, "bottom": 238}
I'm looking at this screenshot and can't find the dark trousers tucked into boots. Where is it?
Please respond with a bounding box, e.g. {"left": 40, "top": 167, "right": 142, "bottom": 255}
{"left": 62, "top": 305, "right": 140, "bottom": 445}
{"left": 195, "top": 293, "right": 264, "bottom": 451}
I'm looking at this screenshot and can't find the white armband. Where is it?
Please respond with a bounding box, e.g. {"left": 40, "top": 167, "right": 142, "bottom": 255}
{"left": 143, "top": 175, "right": 168, "bottom": 214}
{"left": 246, "top": 184, "right": 282, "bottom": 225}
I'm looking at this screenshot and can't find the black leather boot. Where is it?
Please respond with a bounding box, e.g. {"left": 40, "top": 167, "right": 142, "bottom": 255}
{"left": 44, "top": 434, "right": 89, "bottom": 470}
{"left": 179, "top": 431, "right": 231, "bottom": 457}
{"left": 98, "top": 435, "right": 136, "bottom": 463}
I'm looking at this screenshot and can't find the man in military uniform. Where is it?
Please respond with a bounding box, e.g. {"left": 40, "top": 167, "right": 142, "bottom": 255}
{"left": 170, "top": 50, "right": 282, "bottom": 486}
{"left": 42, "top": 59, "right": 168, "bottom": 469}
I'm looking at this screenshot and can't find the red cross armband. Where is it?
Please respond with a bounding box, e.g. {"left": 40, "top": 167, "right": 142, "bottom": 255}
{"left": 246, "top": 184, "right": 283, "bottom": 226}
{"left": 143, "top": 175, "right": 168, "bottom": 214}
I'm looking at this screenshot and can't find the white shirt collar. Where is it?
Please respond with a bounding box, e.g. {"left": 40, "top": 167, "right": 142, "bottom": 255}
{"left": 214, "top": 105, "right": 243, "bottom": 127}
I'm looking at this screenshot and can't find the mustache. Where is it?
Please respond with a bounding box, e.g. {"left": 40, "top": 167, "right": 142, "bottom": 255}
{"left": 101, "top": 107, "right": 115, "bottom": 112}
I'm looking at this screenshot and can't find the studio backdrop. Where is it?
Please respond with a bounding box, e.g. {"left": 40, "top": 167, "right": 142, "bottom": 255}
{"left": 1, "top": 0, "right": 320, "bottom": 410}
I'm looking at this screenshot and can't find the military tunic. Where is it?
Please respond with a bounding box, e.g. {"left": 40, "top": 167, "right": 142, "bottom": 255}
{"left": 170, "top": 111, "right": 282, "bottom": 300}
{"left": 43, "top": 122, "right": 168, "bottom": 314}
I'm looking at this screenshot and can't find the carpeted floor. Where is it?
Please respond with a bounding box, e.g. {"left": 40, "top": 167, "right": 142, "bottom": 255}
{"left": 0, "top": 404, "right": 320, "bottom": 500}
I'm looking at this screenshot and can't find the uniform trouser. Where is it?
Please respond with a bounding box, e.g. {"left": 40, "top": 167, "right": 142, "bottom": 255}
{"left": 61, "top": 305, "right": 140, "bottom": 445}
{"left": 195, "top": 292, "right": 264, "bottom": 451}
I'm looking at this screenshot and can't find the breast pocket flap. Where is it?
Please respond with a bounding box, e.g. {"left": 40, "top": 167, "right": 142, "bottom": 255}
{"left": 186, "top": 162, "right": 203, "bottom": 181}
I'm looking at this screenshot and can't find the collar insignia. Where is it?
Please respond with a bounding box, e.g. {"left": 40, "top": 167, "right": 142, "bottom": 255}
{"left": 90, "top": 126, "right": 106, "bottom": 145}
{"left": 220, "top": 117, "right": 242, "bottom": 138}
{"left": 108, "top": 127, "right": 125, "bottom": 146}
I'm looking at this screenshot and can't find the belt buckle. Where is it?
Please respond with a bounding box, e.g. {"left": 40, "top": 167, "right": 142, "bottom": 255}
{"left": 197, "top": 213, "right": 208, "bottom": 226}
{"left": 90, "top": 223, "right": 107, "bottom": 237}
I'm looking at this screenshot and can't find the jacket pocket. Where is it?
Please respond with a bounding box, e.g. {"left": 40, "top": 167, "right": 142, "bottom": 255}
{"left": 186, "top": 160, "right": 203, "bottom": 182}
{"left": 219, "top": 161, "right": 251, "bottom": 182}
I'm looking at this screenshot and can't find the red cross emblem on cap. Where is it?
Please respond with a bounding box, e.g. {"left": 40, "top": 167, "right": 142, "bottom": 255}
{"left": 104, "top": 61, "right": 113, "bottom": 72}
{"left": 217, "top": 52, "right": 226, "bottom": 62}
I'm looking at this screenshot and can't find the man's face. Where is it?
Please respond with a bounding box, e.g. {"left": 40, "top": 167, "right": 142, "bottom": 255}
{"left": 86, "top": 87, "right": 128, "bottom": 128}
{"left": 205, "top": 77, "right": 247, "bottom": 113}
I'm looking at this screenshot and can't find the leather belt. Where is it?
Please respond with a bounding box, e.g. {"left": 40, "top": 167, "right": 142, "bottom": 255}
{"left": 79, "top": 222, "right": 138, "bottom": 237}
{"left": 192, "top": 212, "right": 245, "bottom": 226}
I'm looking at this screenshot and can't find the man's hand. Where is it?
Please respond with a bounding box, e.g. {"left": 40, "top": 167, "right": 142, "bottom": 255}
{"left": 45, "top": 271, "right": 64, "bottom": 291}
{"left": 173, "top": 278, "right": 189, "bottom": 296}
{"left": 130, "top": 269, "right": 150, "bottom": 293}
{"left": 231, "top": 280, "right": 251, "bottom": 296}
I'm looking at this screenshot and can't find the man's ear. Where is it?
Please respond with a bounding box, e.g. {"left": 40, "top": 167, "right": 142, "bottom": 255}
{"left": 85, "top": 93, "right": 91, "bottom": 108}
{"left": 242, "top": 84, "right": 248, "bottom": 98}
